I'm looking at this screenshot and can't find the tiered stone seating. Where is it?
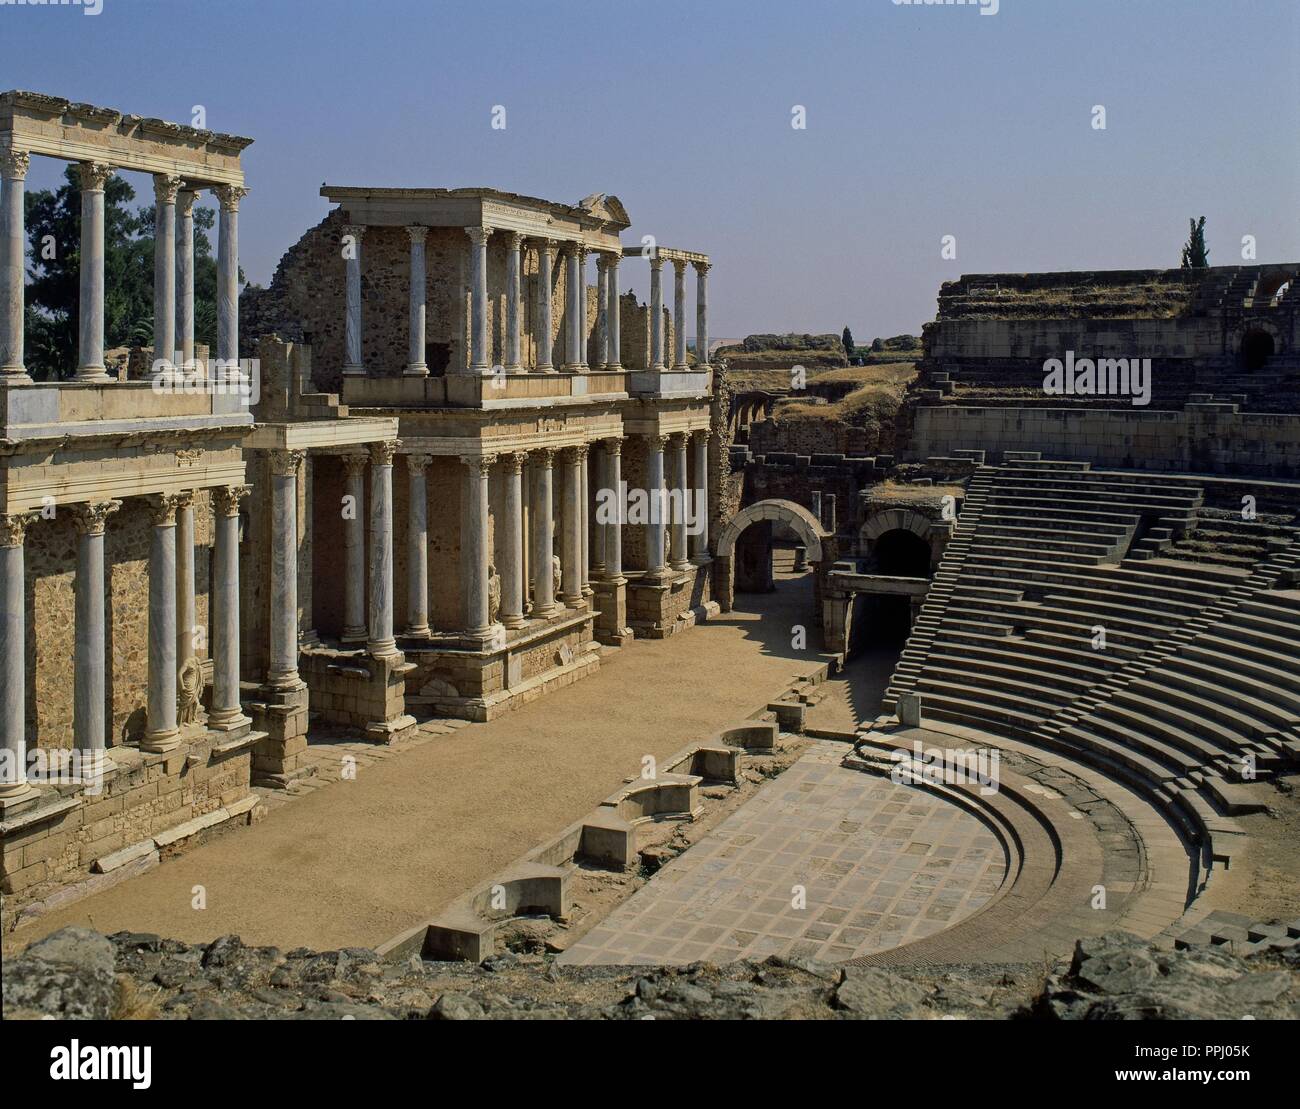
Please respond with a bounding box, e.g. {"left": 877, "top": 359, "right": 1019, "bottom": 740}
{"left": 886, "top": 461, "right": 1229, "bottom": 740}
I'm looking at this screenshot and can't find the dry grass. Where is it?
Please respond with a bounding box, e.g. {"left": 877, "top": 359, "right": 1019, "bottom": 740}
{"left": 113, "top": 976, "right": 163, "bottom": 1020}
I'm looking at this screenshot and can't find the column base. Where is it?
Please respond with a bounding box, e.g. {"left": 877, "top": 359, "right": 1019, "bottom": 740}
{"left": 530, "top": 602, "right": 563, "bottom": 620}
{"left": 367, "top": 639, "right": 400, "bottom": 659}
{"left": 342, "top": 363, "right": 366, "bottom": 377}
{"left": 264, "top": 670, "right": 307, "bottom": 694}
{"left": 403, "top": 363, "right": 429, "bottom": 377}
{"left": 501, "top": 614, "right": 527, "bottom": 630}
{"left": 208, "top": 709, "right": 253, "bottom": 733}
{"left": 592, "top": 577, "right": 631, "bottom": 646}
{"left": 669, "top": 559, "right": 692, "bottom": 572}
{"left": 0, "top": 781, "right": 39, "bottom": 816}
{"left": 535, "top": 365, "right": 558, "bottom": 375}
{"left": 0, "top": 367, "right": 33, "bottom": 384}
{"left": 74, "top": 366, "right": 111, "bottom": 383}
{"left": 403, "top": 623, "right": 432, "bottom": 638}
{"left": 691, "top": 552, "right": 713, "bottom": 567}
{"left": 141, "top": 728, "right": 181, "bottom": 754}
{"left": 341, "top": 627, "right": 367, "bottom": 643}
{"left": 464, "top": 623, "right": 506, "bottom": 650}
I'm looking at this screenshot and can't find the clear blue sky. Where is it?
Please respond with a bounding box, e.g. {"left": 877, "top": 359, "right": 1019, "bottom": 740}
{"left": 4, "top": 0, "right": 1297, "bottom": 340}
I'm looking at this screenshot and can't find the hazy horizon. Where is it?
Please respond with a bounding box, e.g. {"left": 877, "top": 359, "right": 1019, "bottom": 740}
{"left": 4, "top": 0, "right": 1298, "bottom": 340}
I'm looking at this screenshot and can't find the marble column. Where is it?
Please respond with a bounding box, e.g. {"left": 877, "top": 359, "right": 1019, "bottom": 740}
{"left": 267, "top": 450, "right": 305, "bottom": 690}
{"left": 405, "top": 453, "right": 431, "bottom": 636}
{"left": 367, "top": 440, "right": 398, "bottom": 658}
{"left": 405, "top": 225, "right": 429, "bottom": 376}
{"left": 0, "top": 514, "right": 36, "bottom": 801}
{"left": 0, "top": 147, "right": 31, "bottom": 382}
{"left": 672, "top": 259, "right": 689, "bottom": 370}
{"left": 175, "top": 492, "right": 197, "bottom": 677}
{"left": 505, "top": 231, "right": 523, "bottom": 371}
{"left": 210, "top": 485, "right": 250, "bottom": 729}
{"left": 151, "top": 174, "right": 179, "bottom": 376}
{"left": 342, "top": 222, "right": 366, "bottom": 376}
{"left": 466, "top": 225, "right": 492, "bottom": 373}
{"left": 559, "top": 447, "right": 583, "bottom": 606}
{"left": 341, "top": 453, "right": 367, "bottom": 641}
{"left": 669, "top": 433, "right": 690, "bottom": 570}
{"left": 695, "top": 261, "right": 710, "bottom": 368}
{"left": 691, "top": 431, "right": 711, "bottom": 563}
{"left": 76, "top": 162, "right": 112, "bottom": 382}
{"left": 500, "top": 452, "right": 526, "bottom": 629}
{"left": 175, "top": 187, "right": 196, "bottom": 369}
{"left": 214, "top": 185, "right": 246, "bottom": 369}
{"left": 603, "top": 439, "right": 624, "bottom": 581}
{"left": 461, "top": 454, "right": 498, "bottom": 636}
{"left": 536, "top": 239, "right": 556, "bottom": 373}
{"left": 606, "top": 253, "right": 622, "bottom": 370}
{"left": 649, "top": 255, "right": 665, "bottom": 371}
{"left": 579, "top": 444, "right": 592, "bottom": 600}
{"left": 589, "top": 441, "right": 607, "bottom": 580}
{"left": 144, "top": 494, "right": 181, "bottom": 752}
{"left": 594, "top": 254, "right": 609, "bottom": 370}
{"left": 577, "top": 247, "right": 589, "bottom": 370}
{"left": 71, "top": 502, "right": 119, "bottom": 770}
{"left": 645, "top": 434, "right": 668, "bottom": 578}
{"left": 563, "top": 244, "right": 582, "bottom": 371}
{"left": 530, "top": 448, "right": 560, "bottom": 616}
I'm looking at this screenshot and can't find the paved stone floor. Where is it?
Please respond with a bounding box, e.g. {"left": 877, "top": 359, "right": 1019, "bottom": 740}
{"left": 559, "top": 740, "right": 1007, "bottom": 966}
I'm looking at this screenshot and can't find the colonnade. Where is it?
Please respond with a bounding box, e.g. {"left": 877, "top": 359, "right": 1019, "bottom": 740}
{"left": 335, "top": 222, "right": 711, "bottom": 377}
{"left": 0, "top": 147, "right": 244, "bottom": 383}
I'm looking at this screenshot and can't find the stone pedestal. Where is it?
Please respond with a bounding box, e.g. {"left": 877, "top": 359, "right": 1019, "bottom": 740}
{"left": 248, "top": 684, "right": 311, "bottom": 789}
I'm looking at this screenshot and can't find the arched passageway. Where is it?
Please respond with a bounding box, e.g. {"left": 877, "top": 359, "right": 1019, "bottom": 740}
{"left": 1241, "top": 329, "right": 1276, "bottom": 372}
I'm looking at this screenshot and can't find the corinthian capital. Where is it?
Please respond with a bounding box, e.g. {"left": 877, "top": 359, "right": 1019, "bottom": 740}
{"left": 147, "top": 493, "right": 184, "bottom": 527}
{"left": 71, "top": 500, "right": 122, "bottom": 537}
{"left": 212, "top": 485, "right": 251, "bottom": 518}
{"left": 405, "top": 453, "right": 433, "bottom": 474}
{"left": 214, "top": 184, "right": 249, "bottom": 212}
{"left": 465, "top": 226, "right": 493, "bottom": 247}
{"left": 269, "top": 449, "right": 306, "bottom": 477}
{"left": 0, "top": 512, "right": 38, "bottom": 548}
{"left": 153, "top": 173, "right": 182, "bottom": 205}
{"left": 368, "top": 440, "right": 399, "bottom": 467}
{"left": 406, "top": 224, "right": 429, "bottom": 245}
{"left": 77, "top": 161, "right": 113, "bottom": 192}
{"left": 0, "top": 147, "right": 31, "bottom": 180}
{"left": 459, "top": 453, "right": 497, "bottom": 476}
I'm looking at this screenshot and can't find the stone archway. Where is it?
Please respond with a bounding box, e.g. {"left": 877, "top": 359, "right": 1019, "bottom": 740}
{"left": 715, "top": 499, "right": 828, "bottom": 611}
{"left": 858, "top": 507, "right": 949, "bottom": 572}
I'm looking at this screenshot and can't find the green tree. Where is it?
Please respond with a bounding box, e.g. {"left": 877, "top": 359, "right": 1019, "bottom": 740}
{"left": 1180, "top": 216, "right": 1209, "bottom": 270}
{"left": 23, "top": 166, "right": 221, "bottom": 380}
{"left": 841, "top": 325, "right": 854, "bottom": 355}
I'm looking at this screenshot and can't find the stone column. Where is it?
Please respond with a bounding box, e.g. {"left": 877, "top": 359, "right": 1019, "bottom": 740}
{"left": 0, "top": 148, "right": 31, "bottom": 382}
{"left": 76, "top": 162, "right": 112, "bottom": 382}
{"left": 151, "top": 174, "right": 179, "bottom": 376}
{"left": 590, "top": 442, "right": 607, "bottom": 580}
{"left": 536, "top": 240, "right": 557, "bottom": 373}
{"left": 691, "top": 431, "right": 711, "bottom": 563}
{"left": 505, "top": 231, "right": 523, "bottom": 371}
{"left": 668, "top": 433, "right": 690, "bottom": 570}
{"left": 405, "top": 225, "right": 429, "bottom": 376}
{"left": 645, "top": 433, "right": 668, "bottom": 578}
{"left": 405, "top": 453, "right": 432, "bottom": 636}
{"left": 210, "top": 485, "right": 250, "bottom": 730}
{"left": 215, "top": 185, "right": 246, "bottom": 369}
{"left": 649, "top": 255, "right": 665, "bottom": 371}
{"left": 466, "top": 225, "right": 492, "bottom": 373}
{"left": 461, "top": 454, "right": 499, "bottom": 636}
{"left": 342, "top": 223, "right": 366, "bottom": 376}
{"left": 579, "top": 444, "right": 592, "bottom": 601}
{"left": 672, "top": 259, "right": 689, "bottom": 370}
{"left": 559, "top": 447, "right": 583, "bottom": 606}
{"left": 606, "top": 253, "right": 622, "bottom": 370}
{"left": 694, "top": 261, "right": 710, "bottom": 368}
{"left": 71, "top": 502, "right": 120, "bottom": 772}
{"left": 530, "top": 448, "right": 560, "bottom": 616}
{"left": 0, "top": 513, "right": 35, "bottom": 801}
{"left": 603, "top": 439, "right": 624, "bottom": 581}
{"left": 500, "top": 452, "right": 526, "bottom": 629}
{"left": 175, "top": 491, "right": 197, "bottom": 678}
{"left": 341, "top": 453, "right": 368, "bottom": 642}
{"left": 144, "top": 494, "right": 182, "bottom": 752}
{"left": 367, "top": 440, "right": 399, "bottom": 658}
{"left": 563, "top": 244, "right": 582, "bottom": 371}
{"left": 594, "top": 254, "right": 609, "bottom": 370}
{"left": 175, "top": 187, "right": 196, "bottom": 369}
{"left": 577, "top": 247, "right": 589, "bottom": 370}
{"left": 267, "top": 450, "right": 305, "bottom": 690}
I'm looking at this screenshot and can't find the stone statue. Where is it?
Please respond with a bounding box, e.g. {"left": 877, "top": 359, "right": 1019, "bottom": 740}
{"left": 488, "top": 563, "right": 501, "bottom": 624}
{"left": 552, "top": 554, "right": 562, "bottom": 597}
{"left": 177, "top": 656, "right": 204, "bottom": 726}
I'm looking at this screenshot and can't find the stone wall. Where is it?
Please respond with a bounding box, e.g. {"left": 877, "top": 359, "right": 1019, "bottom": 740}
{"left": 911, "top": 402, "right": 1300, "bottom": 477}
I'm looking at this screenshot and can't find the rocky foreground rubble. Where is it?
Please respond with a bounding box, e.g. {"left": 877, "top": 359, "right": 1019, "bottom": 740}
{"left": 4, "top": 927, "right": 1297, "bottom": 1020}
